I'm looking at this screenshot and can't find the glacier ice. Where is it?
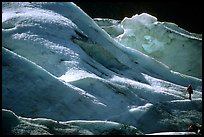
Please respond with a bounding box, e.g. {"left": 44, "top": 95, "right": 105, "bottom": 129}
{"left": 2, "top": 2, "right": 202, "bottom": 135}
{"left": 2, "top": 109, "right": 143, "bottom": 135}
{"left": 95, "top": 13, "right": 202, "bottom": 79}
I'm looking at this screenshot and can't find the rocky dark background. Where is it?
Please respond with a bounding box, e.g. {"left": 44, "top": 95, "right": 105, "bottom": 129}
{"left": 75, "top": 1, "right": 202, "bottom": 33}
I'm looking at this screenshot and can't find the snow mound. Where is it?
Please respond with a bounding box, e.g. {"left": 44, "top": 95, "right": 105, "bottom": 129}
{"left": 95, "top": 13, "right": 202, "bottom": 78}
{"left": 2, "top": 109, "right": 143, "bottom": 135}
{"left": 2, "top": 2, "right": 202, "bottom": 135}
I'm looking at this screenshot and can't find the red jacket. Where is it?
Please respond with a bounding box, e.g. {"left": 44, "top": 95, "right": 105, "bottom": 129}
{"left": 186, "top": 85, "right": 193, "bottom": 94}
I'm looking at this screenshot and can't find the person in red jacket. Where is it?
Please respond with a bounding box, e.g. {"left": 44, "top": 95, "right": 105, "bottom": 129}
{"left": 186, "top": 84, "right": 193, "bottom": 100}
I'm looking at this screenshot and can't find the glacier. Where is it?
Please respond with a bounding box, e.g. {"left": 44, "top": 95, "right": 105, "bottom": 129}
{"left": 94, "top": 13, "right": 202, "bottom": 78}
{"left": 2, "top": 2, "right": 202, "bottom": 135}
{"left": 2, "top": 109, "right": 142, "bottom": 135}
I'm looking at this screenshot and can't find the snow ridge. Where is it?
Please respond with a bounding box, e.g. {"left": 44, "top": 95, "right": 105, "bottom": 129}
{"left": 2, "top": 2, "right": 202, "bottom": 135}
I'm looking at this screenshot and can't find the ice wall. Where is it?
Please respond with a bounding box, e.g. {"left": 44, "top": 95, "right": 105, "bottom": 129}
{"left": 95, "top": 13, "right": 202, "bottom": 79}
{"left": 2, "top": 2, "right": 202, "bottom": 135}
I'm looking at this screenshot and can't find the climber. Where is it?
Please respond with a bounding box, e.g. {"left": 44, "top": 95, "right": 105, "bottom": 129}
{"left": 187, "top": 124, "right": 202, "bottom": 135}
{"left": 186, "top": 84, "right": 193, "bottom": 100}
{"left": 188, "top": 124, "right": 198, "bottom": 133}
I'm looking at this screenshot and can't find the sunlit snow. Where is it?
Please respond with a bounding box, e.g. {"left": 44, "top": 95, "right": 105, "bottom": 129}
{"left": 2, "top": 2, "right": 202, "bottom": 135}
{"left": 95, "top": 13, "right": 202, "bottom": 78}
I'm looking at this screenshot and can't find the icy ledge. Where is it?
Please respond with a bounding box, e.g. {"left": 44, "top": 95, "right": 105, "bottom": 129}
{"left": 3, "top": 109, "right": 198, "bottom": 135}
{"left": 2, "top": 109, "right": 143, "bottom": 135}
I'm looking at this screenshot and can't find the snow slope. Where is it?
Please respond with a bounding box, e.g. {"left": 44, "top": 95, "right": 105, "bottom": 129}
{"left": 94, "top": 13, "right": 202, "bottom": 79}
{"left": 2, "top": 109, "right": 142, "bottom": 135}
{"left": 2, "top": 2, "right": 202, "bottom": 135}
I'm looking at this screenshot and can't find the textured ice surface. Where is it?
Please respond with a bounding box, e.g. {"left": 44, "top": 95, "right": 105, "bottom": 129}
{"left": 2, "top": 2, "right": 202, "bottom": 135}
{"left": 95, "top": 13, "right": 202, "bottom": 78}
{"left": 2, "top": 109, "right": 142, "bottom": 135}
